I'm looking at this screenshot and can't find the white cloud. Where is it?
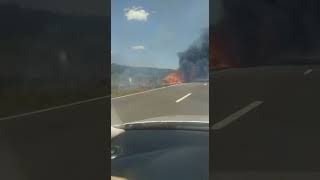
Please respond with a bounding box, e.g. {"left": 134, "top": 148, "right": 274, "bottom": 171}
{"left": 124, "top": 7, "right": 150, "bottom": 21}
{"left": 131, "top": 45, "right": 145, "bottom": 51}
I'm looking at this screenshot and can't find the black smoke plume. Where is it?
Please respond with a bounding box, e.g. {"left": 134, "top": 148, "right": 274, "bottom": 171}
{"left": 178, "top": 28, "right": 209, "bottom": 82}
{"left": 214, "top": 0, "right": 320, "bottom": 67}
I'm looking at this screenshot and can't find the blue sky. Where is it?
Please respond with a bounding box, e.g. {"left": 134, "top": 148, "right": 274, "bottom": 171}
{"left": 111, "top": 0, "right": 208, "bottom": 69}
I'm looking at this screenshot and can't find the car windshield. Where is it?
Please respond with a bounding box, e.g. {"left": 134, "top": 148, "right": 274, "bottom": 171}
{"left": 111, "top": 0, "right": 209, "bottom": 125}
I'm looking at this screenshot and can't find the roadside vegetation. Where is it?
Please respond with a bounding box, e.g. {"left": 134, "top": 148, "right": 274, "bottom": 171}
{"left": 111, "top": 63, "right": 173, "bottom": 98}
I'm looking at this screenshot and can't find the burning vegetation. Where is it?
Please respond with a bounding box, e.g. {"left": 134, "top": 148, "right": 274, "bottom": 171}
{"left": 162, "top": 29, "right": 209, "bottom": 85}
{"left": 162, "top": 71, "right": 183, "bottom": 85}
{"left": 210, "top": 25, "right": 240, "bottom": 69}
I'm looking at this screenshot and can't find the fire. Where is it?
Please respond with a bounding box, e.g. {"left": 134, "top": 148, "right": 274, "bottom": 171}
{"left": 210, "top": 25, "right": 240, "bottom": 70}
{"left": 162, "top": 71, "right": 183, "bottom": 85}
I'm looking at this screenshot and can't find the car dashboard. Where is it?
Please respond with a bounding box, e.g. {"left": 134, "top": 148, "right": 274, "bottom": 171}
{"left": 111, "top": 129, "right": 208, "bottom": 180}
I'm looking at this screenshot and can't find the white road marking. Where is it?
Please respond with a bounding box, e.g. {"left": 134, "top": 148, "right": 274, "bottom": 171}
{"left": 0, "top": 95, "right": 109, "bottom": 121}
{"left": 204, "top": 83, "right": 208, "bottom": 86}
{"left": 176, "top": 93, "right": 192, "bottom": 103}
{"left": 211, "top": 101, "right": 263, "bottom": 130}
{"left": 112, "top": 83, "right": 182, "bottom": 100}
{"left": 304, "top": 69, "right": 313, "bottom": 75}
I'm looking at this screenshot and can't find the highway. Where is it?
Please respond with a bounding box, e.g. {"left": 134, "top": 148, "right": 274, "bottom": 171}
{"left": 211, "top": 65, "right": 320, "bottom": 179}
{"left": 0, "top": 81, "right": 209, "bottom": 179}
{"left": 111, "top": 82, "right": 209, "bottom": 125}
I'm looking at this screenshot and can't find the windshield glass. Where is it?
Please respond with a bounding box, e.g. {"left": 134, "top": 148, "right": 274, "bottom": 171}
{"left": 111, "top": 0, "right": 209, "bottom": 125}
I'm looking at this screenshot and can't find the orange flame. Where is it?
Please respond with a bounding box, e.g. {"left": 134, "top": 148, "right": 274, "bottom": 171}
{"left": 210, "top": 25, "right": 240, "bottom": 70}
{"left": 162, "top": 71, "right": 183, "bottom": 85}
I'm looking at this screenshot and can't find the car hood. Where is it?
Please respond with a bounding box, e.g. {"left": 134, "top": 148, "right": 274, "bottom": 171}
{"left": 112, "top": 115, "right": 209, "bottom": 131}
{"left": 134, "top": 115, "right": 208, "bottom": 122}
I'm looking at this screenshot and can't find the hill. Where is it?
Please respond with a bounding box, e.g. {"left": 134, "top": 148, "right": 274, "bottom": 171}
{"left": 111, "top": 63, "right": 173, "bottom": 97}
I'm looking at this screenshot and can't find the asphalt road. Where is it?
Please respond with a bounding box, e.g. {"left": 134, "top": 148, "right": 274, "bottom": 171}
{"left": 0, "top": 98, "right": 108, "bottom": 180}
{"left": 211, "top": 65, "right": 320, "bottom": 179}
{"left": 111, "top": 82, "right": 209, "bottom": 125}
